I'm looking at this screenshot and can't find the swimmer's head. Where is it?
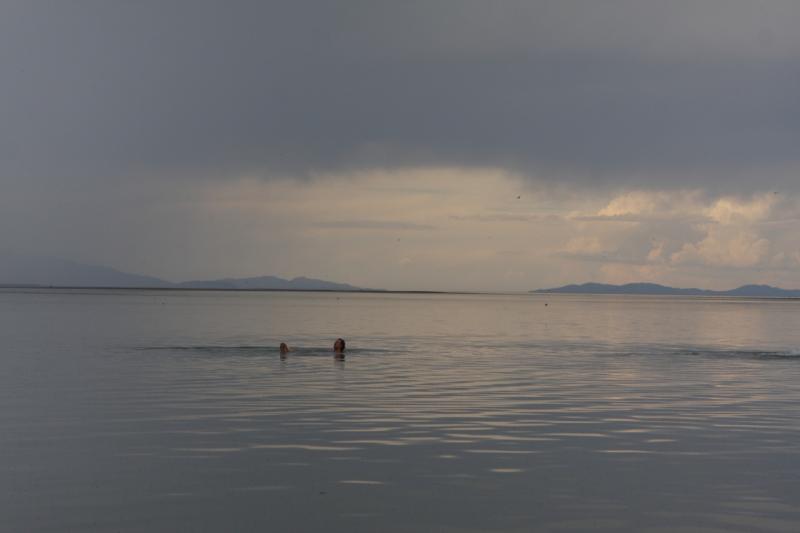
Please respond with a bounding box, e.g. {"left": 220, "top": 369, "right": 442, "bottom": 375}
{"left": 333, "top": 338, "right": 346, "bottom": 353}
{"left": 279, "top": 342, "right": 289, "bottom": 355}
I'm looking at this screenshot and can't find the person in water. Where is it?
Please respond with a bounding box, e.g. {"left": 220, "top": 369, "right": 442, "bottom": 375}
{"left": 279, "top": 342, "right": 290, "bottom": 356}
{"left": 333, "top": 338, "right": 346, "bottom": 355}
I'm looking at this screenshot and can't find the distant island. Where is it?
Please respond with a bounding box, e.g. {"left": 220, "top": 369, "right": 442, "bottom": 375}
{"left": 533, "top": 282, "right": 800, "bottom": 298}
{"left": 0, "top": 253, "right": 372, "bottom": 291}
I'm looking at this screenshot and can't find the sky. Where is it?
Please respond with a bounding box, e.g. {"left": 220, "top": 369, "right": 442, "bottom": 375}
{"left": 2, "top": 0, "right": 800, "bottom": 291}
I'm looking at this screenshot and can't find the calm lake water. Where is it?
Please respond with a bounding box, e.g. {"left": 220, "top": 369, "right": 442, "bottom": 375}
{"left": 3, "top": 289, "right": 800, "bottom": 532}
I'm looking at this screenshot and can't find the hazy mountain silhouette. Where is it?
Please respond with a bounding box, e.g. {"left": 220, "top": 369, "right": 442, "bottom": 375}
{"left": 0, "top": 252, "right": 171, "bottom": 288}
{"left": 178, "top": 276, "right": 363, "bottom": 291}
{"left": 533, "top": 282, "right": 800, "bottom": 298}
{"left": 0, "top": 253, "right": 367, "bottom": 291}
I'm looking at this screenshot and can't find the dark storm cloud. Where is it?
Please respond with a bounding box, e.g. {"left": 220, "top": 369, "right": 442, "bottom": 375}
{"left": 2, "top": 1, "right": 799, "bottom": 189}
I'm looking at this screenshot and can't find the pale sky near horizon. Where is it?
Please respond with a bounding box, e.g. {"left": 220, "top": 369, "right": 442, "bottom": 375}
{"left": 2, "top": 1, "right": 800, "bottom": 291}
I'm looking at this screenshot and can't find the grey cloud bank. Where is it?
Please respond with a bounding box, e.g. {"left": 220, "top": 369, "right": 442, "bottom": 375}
{"left": 3, "top": 2, "right": 800, "bottom": 291}
{"left": 2, "top": 1, "right": 799, "bottom": 189}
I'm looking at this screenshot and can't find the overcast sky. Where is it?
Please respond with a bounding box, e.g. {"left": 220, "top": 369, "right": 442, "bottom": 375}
{"left": 2, "top": 1, "right": 800, "bottom": 290}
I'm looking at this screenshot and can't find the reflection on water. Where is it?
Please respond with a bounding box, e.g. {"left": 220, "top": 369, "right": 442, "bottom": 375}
{"left": 2, "top": 290, "right": 800, "bottom": 532}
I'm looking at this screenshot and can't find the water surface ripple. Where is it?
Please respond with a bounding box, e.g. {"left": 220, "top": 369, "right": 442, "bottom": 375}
{"left": 2, "top": 290, "right": 800, "bottom": 532}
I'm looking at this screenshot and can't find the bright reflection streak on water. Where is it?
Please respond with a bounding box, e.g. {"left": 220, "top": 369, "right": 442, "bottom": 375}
{"left": 2, "top": 290, "right": 800, "bottom": 532}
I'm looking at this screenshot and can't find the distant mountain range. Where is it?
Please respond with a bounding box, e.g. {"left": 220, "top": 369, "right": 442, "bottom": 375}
{"left": 177, "top": 276, "right": 364, "bottom": 291}
{"left": 0, "top": 253, "right": 368, "bottom": 291}
{"left": 533, "top": 282, "right": 800, "bottom": 298}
